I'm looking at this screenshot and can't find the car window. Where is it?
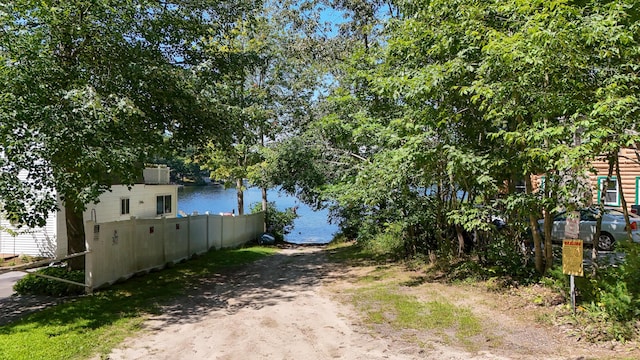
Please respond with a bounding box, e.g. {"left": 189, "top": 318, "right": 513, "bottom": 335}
{"left": 606, "top": 209, "right": 625, "bottom": 217}
{"left": 604, "top": 209, "right": 640, "bottom": 220}
{"left": 554, "top": 212, "right": 567, "bottom": 221}
{"left": 580, "top": 210, "right": 597, "bottom": 221}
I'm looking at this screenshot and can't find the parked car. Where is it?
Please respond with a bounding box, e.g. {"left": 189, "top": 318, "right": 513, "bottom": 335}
{"left": 537, "top": 208, "right": 640, "bottom": 251}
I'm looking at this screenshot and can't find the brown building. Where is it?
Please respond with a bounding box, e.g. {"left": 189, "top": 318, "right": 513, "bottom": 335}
{"left": 588, "top": 148, "right": 640, "bottom": 212}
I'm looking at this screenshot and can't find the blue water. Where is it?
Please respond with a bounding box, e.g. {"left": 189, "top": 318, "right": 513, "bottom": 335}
{"left": 177, "top": 186, "right": 338, "bottom": 244}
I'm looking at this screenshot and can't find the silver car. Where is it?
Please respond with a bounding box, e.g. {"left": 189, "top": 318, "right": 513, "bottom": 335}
{"left": 538, "top": 208, "right": 640, "bottom": 251}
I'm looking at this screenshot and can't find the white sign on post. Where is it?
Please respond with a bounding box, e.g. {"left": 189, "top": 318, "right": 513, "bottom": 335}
{"left": 565, "top": 211, "right": 580, "bottom": 240}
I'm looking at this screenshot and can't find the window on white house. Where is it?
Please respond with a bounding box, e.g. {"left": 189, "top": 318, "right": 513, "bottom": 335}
{"left": 156, "top": 195, "right": 172, "bottom": 215}
{"left": 598, "top": 177, "right": 619, "bottom": 206}
{"left": 121, "top": 198, "right": 130, "bottom": 215}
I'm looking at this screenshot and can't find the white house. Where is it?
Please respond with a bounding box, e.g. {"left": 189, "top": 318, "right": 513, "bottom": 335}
{"left": 0, "top": 166, "right": 178, "bottom": 258}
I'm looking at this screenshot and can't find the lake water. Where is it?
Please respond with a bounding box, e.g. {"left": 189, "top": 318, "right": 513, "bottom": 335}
{"left": 177, "top": 185, "right": 338, "bottom": 244}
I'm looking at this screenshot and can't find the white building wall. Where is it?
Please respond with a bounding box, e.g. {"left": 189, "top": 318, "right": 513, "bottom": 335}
{"left": 83, "top": 184, "right": 178, "bottom": 223}
{"left": 2, "top": 183, "right": 178, "bottom": 258}
{"left": 0, "top": 210, "right": 58, "bottom": 258}
{"left": 0, "top": 168, "right": 58, "bottom": 258}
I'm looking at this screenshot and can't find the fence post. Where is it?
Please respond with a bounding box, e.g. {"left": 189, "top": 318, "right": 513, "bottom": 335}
{"left": 162, "top": 216, "right": 167, "bottom": 263}
{"left": 84, "top": 220, "right": 94, "bottom": 294}
{"left": 221, "top": 216, "right": 224, "bottom": 249}
{"left": 206, "top": 213, "right": 210, "bottom": 250}
{"left": 187, "top": 214, "right": 191, "bottom": 257}
{"left": 130, "top": 216, "right": 137, "bottom": 273}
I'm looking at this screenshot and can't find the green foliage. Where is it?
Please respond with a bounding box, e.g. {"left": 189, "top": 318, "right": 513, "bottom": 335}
{"left": 590, "top": 242, "right": 640, "bottom": 322}
{"left": 0, "top": 0, "right": 258, "bottom": 259}
{"left": 266, "top": 0, "right": 640, "bottom": 285}
{"left": 539, "top": 266, "right": 569, "bottom": 297}
{"left": 250, "top": 201, "right": 298, "bottom": 241}
{"left": 483, "top": 234, "right": 537, "bottom": 282}
{"left": 152, "top": 146, "right": 208, "bottom": 185}
{"left": 535, "top": 244, "right": 640, "bottom": 341}
{"left": 360, "top": 223, "right": 406, "bottom": 259}
{"left": 14, "top": 267, "right": 85, "bottom": 297}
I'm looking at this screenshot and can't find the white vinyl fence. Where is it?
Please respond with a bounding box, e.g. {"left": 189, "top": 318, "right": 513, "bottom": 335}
{"left": 84, "top": 212, "right": 264, "bottom": 291}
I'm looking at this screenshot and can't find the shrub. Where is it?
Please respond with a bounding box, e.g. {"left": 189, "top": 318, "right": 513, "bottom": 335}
{"left": 590, "top": 241, "right": 640, "bottom": 322}
{"left": 362, "top": 222, "right": 406, "bottom": 258}
{"left": 14, "top": 267, "right": 85, "bottom": 296}
{"left": 250, "top": 201, "right": 298, "bottom": 242}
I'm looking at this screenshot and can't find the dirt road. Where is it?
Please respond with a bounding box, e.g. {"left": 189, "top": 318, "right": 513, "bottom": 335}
{"left": 101, "top": 246, "right": 638, "bottom": 360}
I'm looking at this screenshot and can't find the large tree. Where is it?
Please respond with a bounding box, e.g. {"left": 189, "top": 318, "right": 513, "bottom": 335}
{"left": 268, "top": 0, "right": 640, "bottom": 271}
{"left": 196, "top": 0, "right": 336, "bottom": 215}
{"left": 0, "top": 0, "right": 254, "bottom": 268}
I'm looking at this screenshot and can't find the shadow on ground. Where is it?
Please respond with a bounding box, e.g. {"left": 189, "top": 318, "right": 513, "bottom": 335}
{"left": 0, "top": 295, "right": 67, "bottom": 326}
{"left": 149, "top": 247, "right": 347, "bottom": 328}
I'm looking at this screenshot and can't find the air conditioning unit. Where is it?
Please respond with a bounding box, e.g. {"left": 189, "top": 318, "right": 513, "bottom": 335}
{"left": 143, "top": 166, "right": 170, "bottom": 184}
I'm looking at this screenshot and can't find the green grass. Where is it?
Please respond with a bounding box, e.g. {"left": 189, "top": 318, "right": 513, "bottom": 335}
{"left": 351, "top": 284, "right": 482, "bottom": 343}
{"left": 0, "top": 246, "right": 276, "bottom": 360}
{"left": 332, "top": 240, "right": 484, "bottom": 350}
{"left": 326, "top": 240, "right": 391, "bottom": 265}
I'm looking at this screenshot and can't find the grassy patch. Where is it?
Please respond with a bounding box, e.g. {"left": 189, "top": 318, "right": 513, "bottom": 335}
{"left": 330, "top": 243, "right": 484, "bottom": 350}
{"left": 326, "top": 241, "right": 392, "bottom": 266}
{"left": 350, "top": 284, "right": 482, "bottom": 346}
{"left": 0, "top": 246, "right": 276, "bottom": 360}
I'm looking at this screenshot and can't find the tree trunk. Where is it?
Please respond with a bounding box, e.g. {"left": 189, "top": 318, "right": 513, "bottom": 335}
{"left": 236, "top": 178, "right": 244, "bottom": 215}
{"left": 543, "top": 208, "right": 553, "bottom": 273}
{"left": 593, "top": 156, "right": 615, "bottom": 277}
{"left": 542, "top": 172, "right": 554, "bottom": 273}
{"left": 615, "top": 158, "right": 633, "bottom": 240}
{"left": 525, "top": 174, "right": 544, "bottom": 273}
{"left": 65, "top": 200, "right": 85, "bottom": 270}
{"left": 455, "top": 224, "right": 465, "bottom": 256}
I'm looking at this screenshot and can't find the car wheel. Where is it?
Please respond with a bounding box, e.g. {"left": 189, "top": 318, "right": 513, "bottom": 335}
{"left": 598, "top": 233, "right": 615, "bottom": 251}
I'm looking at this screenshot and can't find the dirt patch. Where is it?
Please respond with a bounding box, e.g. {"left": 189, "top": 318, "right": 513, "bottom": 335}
{"left": 1, "top": 254, "right": 36, "bottom": 267}
{"left": 98, "top": 246, "right": 640, "bottom": 360}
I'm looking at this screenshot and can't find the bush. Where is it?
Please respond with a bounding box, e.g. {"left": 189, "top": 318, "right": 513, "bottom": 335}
{"left": 590, "top": 241, "right": 640, "bottom": 322}
{"left": 362, "top": 223, "right": 406, "bottom": 258}
{"left": 482, "top": 234, "right": 537, "bottom": 283}
{"left": 250, "top": 201, "right": 298, "bottom": 242}
{"left": 14, "top": 267, "right": 85, "bottom": 296}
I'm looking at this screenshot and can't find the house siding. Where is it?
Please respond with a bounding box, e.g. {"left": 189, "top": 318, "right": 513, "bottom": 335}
{"left": 590, "top": 148, "right": 640, "bottom": 209}
{"left": 0, "top": 210, "right": 58, "bottom": 257}
{"left": 0, "top": 170, "right": 58, "bottom": 257}
{"left": 83, "top": 184, "right": 178, "bottom": 223}
{"left": 527, "top": 148, "right": 640, "bottom": 211}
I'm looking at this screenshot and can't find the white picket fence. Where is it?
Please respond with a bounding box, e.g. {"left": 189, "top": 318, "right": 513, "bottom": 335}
{"left": 84, "top": 212, "right": 264, "bottom": 291}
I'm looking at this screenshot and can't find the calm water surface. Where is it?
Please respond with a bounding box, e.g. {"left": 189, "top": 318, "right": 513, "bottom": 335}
{"left": 177, "top": 185, "right": 338, "bottom": 244}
